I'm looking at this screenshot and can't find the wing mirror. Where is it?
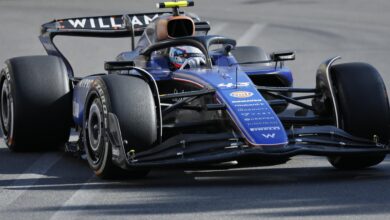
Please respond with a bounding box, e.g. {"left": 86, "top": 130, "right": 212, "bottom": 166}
{"left": 105, "top": 61, "right": 135, "bottom": 71}
{"left": 270, "top": 51, "right": 295, "bottom": 61}
{"left": 270, "top": 51, "right": 295, "bottom": 68}
{"left": 224, "top": 44, "right": 234, "bottom": 55}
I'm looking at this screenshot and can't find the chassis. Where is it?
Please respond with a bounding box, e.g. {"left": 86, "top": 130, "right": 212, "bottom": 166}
{"left": 1, "top": 1, "right": 389, "bottom": 178}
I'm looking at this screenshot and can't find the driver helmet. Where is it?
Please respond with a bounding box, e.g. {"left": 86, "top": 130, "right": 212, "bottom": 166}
{"left": 169, "top": 46, "right": 205, "bottom": 69}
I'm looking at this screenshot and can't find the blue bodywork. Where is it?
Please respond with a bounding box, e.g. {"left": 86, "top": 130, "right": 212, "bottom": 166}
{"left": 73, "top": 47, "right": 293, "bottom": 147}
{"left": 173, "top": 67, "right": 289, "bottom": 146}
{"left": 35, "top": 9, "right": 390, "bottom": 171}
{"left": 39, "top": 11, "right": 295, "bottom": 147}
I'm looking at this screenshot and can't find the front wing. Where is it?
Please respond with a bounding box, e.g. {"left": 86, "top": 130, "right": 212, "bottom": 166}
{"left": 106, "top": 113, "right": 390, "bottom": 169}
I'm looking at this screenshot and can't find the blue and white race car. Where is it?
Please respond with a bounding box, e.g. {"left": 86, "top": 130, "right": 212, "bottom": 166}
{"left": 1, "top": 1, "right": 389, "bottom": 178}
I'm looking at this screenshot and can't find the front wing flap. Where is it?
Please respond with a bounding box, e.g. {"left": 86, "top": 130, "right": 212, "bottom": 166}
{"left": 107, "top": 113, "right": 390, "bottom": 169}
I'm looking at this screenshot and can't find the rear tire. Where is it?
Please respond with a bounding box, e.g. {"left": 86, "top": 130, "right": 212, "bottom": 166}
{"left": 83, "top": 74, "right": 157, "bottom": 179}
{"left": 0, "top": 56, "right": 72, "bottom": 151}
{"left": 321, "top": 63, "right": 390, "bottom": 169}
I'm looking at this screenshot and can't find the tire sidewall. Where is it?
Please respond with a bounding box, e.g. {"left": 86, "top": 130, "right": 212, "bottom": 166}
{"left": 83, "top": 79, "right": 113, "bottom": 176}
{"left": 1, "top": 56, "right": 72, "bottom": 151}
{"left": 326, "top": 63, "right": 389, "bottom": 168}
{"left": 332, "top": 63, "right": 389, "bottom": 143}
{"left": 82, "top": 75, "right": 156, "bottom": 178}
{"left": 0, "top": 62, "right": 17, "bottom": 149}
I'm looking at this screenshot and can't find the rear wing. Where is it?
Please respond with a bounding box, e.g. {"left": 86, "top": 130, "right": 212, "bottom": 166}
{"left": 41, "top": 12, "right": 164, "bottom": 38}
{"left": 39, "top": 12, "right": 210, "bottom": 76}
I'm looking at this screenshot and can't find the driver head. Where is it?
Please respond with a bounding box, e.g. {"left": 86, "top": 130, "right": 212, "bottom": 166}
{"left": 169, "top": 46, "right": 205, "bottom": 69}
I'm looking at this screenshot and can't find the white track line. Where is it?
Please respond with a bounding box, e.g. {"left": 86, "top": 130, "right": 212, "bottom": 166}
{"left": 9, "top": 181, "right": 110, "bottom": 190}
{"left": 0, "top": 153, "right": 62, "bottom": 208}
{"left": 50, "top": 176, "right": 99, "bottom": 220}
{"left": 0, "top": 143, "right": 6, "bottom": 149}
{"left": 237, "top": 23, "right": 268, "bottom": 46}
{"left": 209, "top": 22, "right": 229, "bottom": 35}
{"left": 0, "top": 138, "right": 7, "bottom": 148}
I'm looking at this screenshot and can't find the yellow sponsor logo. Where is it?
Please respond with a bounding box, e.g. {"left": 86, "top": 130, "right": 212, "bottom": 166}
{"left": 230, "top": 91, "right": 254, "bottom": 98}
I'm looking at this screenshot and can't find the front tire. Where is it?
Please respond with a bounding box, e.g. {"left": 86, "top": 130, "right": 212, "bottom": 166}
{"left": 316, "top": 63, "right": 390, "bottom": 169}
{"left": 83, "top": 74, "right": 157, "bottom": 179}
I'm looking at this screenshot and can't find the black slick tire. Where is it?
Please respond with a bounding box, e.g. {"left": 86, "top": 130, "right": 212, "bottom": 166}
{"left": 83, "top": 74, "right": 157, "bottom": 179}
{"left": 327, "top": 63, "right": 390, "bottom": 169}
{"left": 0, "top": 56, "right": 72, "bottom": 151}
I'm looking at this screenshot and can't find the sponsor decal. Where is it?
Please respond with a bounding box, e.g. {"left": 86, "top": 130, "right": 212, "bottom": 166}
{"left": 233, "top": 103, "right": 261, "bottom": 107}
{"left": 262, "top": 133, "right": 276, "bottom": 139}
{"left": 250, "top": 126, "right": 281, "bottom": 132}
{"left": 95, "top": 84, "right": 108, "bottom": 115}
{"left": 247, "top": 122, "right": 279, "bottom": 126}
{"left": 78, "top": 79, "right": 94, "bottom": 88}
{"left": 218, "top": 82, "right": 250, "bottom": 88}
{"left": 237, "top": 108, "right": 269, "bottom": 112}
{"left": 92, "top": 82, "right": 110, "bottom": 152}
{"left": 230, "top": 91, "right": 254, "bottom": 98}
{"left": 231, "top": 99, "right": 262, "bottom": 103}
{"left": 63, "top": 14, "right": 160, "bottom": 29}
{"left": 66, "top": 17, "right": 121, "bottom": 29}
{"left": 244, "top": 117, "right": 275, "bottom": 121}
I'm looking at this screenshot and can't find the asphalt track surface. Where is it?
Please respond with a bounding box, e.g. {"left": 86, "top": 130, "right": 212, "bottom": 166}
{"left": 1, "top": 0, "right": 390, "bottom": 219}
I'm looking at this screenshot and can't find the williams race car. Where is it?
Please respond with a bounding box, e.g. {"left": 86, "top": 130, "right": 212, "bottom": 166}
{"left": 1, "top": 1, "right": 389, "bottom": 178}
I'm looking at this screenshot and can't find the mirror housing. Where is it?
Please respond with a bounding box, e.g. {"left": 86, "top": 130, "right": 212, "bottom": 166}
{"left": 224, "top": 44, "right": 234, "bottom": 55}
{"left": 270, "top": 51, "right": 295, "bottom": 61}
{"left": 105, "top": 61, "right": 135, "bottom": 71}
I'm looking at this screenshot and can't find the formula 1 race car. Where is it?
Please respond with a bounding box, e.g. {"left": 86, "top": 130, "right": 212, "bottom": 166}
{"left": 1, "top": 1, "right": 389, "bottom": 178}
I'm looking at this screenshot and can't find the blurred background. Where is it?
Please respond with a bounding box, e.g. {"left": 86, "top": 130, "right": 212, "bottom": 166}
{"left": 1, "top": 0, "right": 389, "bottom": 91}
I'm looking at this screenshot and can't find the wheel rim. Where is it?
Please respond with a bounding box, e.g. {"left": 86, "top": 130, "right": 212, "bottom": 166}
{"left": 87, "top": 101, "right": 103, "bottom": 164}
{"left": 0, "top": 79, "right": 13, "bottom": 140}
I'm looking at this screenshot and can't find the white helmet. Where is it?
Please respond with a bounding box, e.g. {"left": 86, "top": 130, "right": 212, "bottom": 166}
{"left": 169, "top": 46, "right": 206, "bottom": 69}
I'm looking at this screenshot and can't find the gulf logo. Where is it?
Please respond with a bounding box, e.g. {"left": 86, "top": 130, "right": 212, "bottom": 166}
{"left": 230, "top": 91, "right": 254, "bottom": 98}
